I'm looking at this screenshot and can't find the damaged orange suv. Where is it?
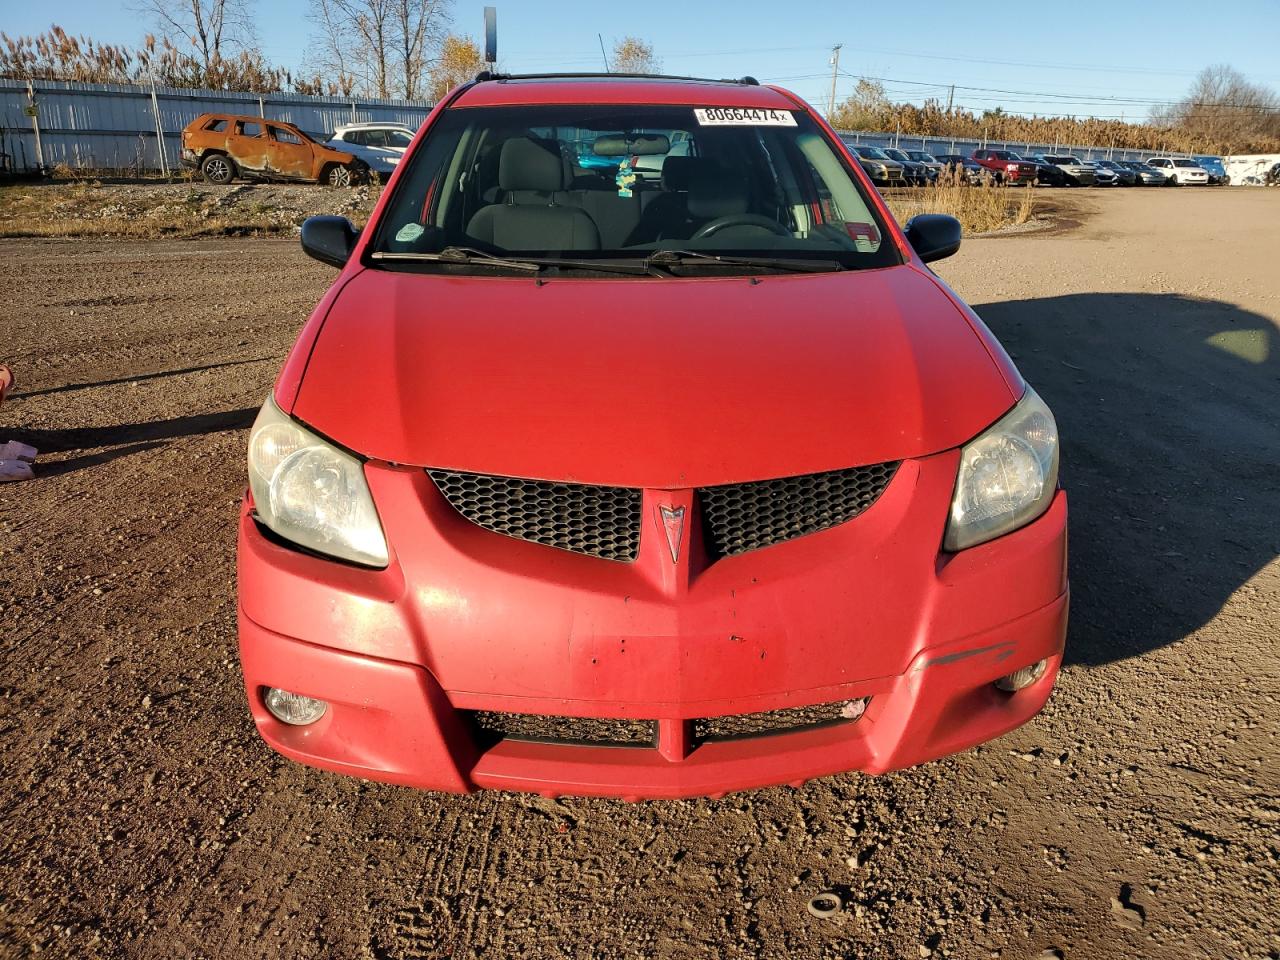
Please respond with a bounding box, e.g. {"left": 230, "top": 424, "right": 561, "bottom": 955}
{"left": 180, "top": 113, "right": 366, "bottom": 186}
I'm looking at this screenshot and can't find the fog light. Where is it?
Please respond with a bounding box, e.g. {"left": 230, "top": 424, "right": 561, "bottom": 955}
{"left": 263, "top": 687, "right": 328, "bottom": 725}
{"left": 994, "top": 659, "right": 1048, "bottom": 693}
{"left": 841, "top": 698, "right": 869, "bottom": 720}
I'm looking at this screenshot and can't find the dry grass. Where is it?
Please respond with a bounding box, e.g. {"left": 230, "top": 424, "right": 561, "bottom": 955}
{"left": 884, "top": 174, "right": 1038, "bottom": 235}
{"left": 0, "top": 180, "right": 380, "bottom": 239}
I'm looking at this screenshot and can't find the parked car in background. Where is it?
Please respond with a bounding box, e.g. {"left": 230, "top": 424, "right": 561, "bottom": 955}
{"left": 180, "top": 113, "right": 365, "bottom": 186}
{"left": 324, "top": 122, "right": 416, "bottom": 177}
{"left": 1194, "top": 156, "right": 1228, "bottom": 185}
{"left": 904, "top": 150, "right": 946, "bottom": 178}
{"left": 971, "top": 149, "right": 1039, "bottom": 185}
{"left": 882, "top": 147, "right": 934, "bottom": 185}
{"left": 936, "top": 154, "right": 987, "bottom": 184}
{"left": 845, "top": 143, "right": 907, "bottom": 186}
{"left": 1093, "top": 159, "right": 1136, "bottom": 186}
{"left": 1086, "top": 162, "right": 1119, "bottom": 187}
{"left": 1116, "top": 160, "right": 1169, "bottom": 185}
{"left": 1145, "top": 157, "right": 1209, "bottom": 185}
{"left": 1038, "top": 155, "right": 1096, "bottom": 186}
{"left": 1010, "top": 154, "right": 1071, "bottom": 187}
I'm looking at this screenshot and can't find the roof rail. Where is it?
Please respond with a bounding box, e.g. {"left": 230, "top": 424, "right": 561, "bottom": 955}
{"left": 473, "top": 71, "right": 760, "bottom": 86}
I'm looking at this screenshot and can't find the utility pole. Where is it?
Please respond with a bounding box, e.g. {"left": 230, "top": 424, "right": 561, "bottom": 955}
{"left": 827, "top": 44, "right": 842, "bottom": 118}
{"left": 946, "top": 84, "right": 954, "bottom": 114}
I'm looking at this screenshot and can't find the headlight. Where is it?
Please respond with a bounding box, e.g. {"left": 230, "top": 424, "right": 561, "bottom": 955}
{"left": 944, "top": 387, "right": 1059, "bottom": 551}
{"left": 247, "top": 396, "right": 389, "bottom": 566}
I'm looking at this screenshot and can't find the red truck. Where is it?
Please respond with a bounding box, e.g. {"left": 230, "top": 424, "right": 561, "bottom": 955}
{"left": 972, "top": 149, "right": 1039, "bottom": 185}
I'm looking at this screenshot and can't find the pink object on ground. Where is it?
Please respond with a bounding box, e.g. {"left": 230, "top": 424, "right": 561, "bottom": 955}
{"left": 0, "top": 365, "right": 37, "bottom": 481}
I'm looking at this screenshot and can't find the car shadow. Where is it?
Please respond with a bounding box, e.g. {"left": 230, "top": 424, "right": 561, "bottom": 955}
{"left": 12, "top": 408, "right": 256, "bottom": 476}
{"left": 974, "top": 292, "right": 1279, "bottom": 667}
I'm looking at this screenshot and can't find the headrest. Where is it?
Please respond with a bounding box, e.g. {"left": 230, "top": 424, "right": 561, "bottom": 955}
{"left": 499, "top": 137, "right": 565, "bottom": 193}
{"left": 593, "top": 133, "right": 670, "bottom": 157}
{"left": 661, "top": 156, "right": 698, "bottom": 191}
{"left": 687, "top": 165, "right": 749, "bottom": 220}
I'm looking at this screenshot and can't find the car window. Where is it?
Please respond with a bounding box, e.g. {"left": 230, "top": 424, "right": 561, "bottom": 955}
{"left": 364, "top": 130, "right": 389, "bottom": 147}
{"left": 206, "top": 118, "right": 228, "bottom": 132}
{"left": 344, "top": 131, "right": 366, "bottom": 146}
{"left": 272, "top": 126, "right": 304, "bottom": 145}
{"left": 387, "top": 131, "right": 414, "bottom": 148}
{"left": 238, "top": 121, "right": 262, "bottom": 137}
{"left": 374, "top": 103, "right": 899, "bottom": 271}
{"left": 1173, "top": 159, "right": 1198, "bottom": 168}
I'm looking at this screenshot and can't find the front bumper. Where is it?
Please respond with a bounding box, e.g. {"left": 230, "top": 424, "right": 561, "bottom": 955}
{"left": 237, "top": 455, "right": 1068, "bottom": 798}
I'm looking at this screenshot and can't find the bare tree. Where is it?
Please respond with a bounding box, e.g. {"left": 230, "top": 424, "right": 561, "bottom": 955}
{"left": 309, "top": 0, "right": 450, "bottom": 99}
{"left": 610, "top": 37, "right": 659, "bottom": 75}
{"left": 133, "top": 0, "right": 254, "bottom": 73}
{"left": 393, "top": 0, "right": 449, "bottom": 100}
{"left": 1152, "top": 65, "right": 1280, "bottom": 153}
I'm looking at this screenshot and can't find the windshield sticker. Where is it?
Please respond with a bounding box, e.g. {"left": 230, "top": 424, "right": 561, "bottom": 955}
{"left": 694, "top": 107, "right": 797, "bottom": 127}
{"left": 395, "top": 222, "right": 425, "bottom": 243}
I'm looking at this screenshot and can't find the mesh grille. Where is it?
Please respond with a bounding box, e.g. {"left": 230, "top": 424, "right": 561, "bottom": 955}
{"left": 693, "top": 700, "right": 859, "bottom": 742}
{"left": 471, "top": 711, "right": 656, "bottom": 747}
{"left": 698, "top": 463, "right": 899, "bottom": 557}
{"left": 428, "top": 469, "right": 642, "bottom": 562}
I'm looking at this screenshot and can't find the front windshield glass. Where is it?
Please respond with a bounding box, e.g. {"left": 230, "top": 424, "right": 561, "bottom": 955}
{"left": 854, "top": 146, "right": 890, "bottom": 160}
{"left": 372, "top": 104, "right": 898, "bottom": 271}
{"left": 907, "top": 151, "right": 936, "bottom": 162}
{"left": 883, "top": 148, "right": 909, "bottom": 161}
{"left": 1173, "top": 159, "right": 1199, "bottom": 168}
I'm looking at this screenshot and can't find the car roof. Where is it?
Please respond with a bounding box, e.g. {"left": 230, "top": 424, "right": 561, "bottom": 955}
{"left": 452, "top": 73, "right": 798, "bottom": 109}
{"left": 335, "top": 122, "right": 414, "bottom": 130}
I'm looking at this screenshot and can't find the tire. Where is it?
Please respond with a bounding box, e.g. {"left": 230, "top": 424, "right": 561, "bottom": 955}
{"left": 201, "top": 153, "right": 235, "bottom": 185}
{"left": 325, "top": 164, "right": 354, "bottom": 188}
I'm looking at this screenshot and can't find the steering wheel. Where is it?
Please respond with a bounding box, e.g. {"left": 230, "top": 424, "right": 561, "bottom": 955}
{"left": 690, "top": 214, "right": 790, "bottom": 240}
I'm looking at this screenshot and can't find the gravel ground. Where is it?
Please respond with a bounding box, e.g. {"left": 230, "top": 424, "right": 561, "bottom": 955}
{"left": 0, "top": 188, "right": 1277, "bottom": 959}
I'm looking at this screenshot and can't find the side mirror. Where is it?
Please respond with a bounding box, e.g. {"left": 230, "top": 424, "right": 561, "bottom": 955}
{"left": 301, "top": 215, "right": 360, "bottom": 268}
{"left": 904, "top": 214, "right": 961, "bottom": 264}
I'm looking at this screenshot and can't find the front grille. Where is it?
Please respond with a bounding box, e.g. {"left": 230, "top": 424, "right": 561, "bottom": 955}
{"left": 429, "top": 462, "right": 897, "bottom": 562}
{"left": 693, "top": 701, "right": 856, "bottom": 741}
{"left": 698, "top": 463, "right": 899, "bottom": 558}
{"left": 428, "top": 469, "right": 642, "bottom": 562}
{"left": 471, "top": 711, "right": 656, "bottom": 747}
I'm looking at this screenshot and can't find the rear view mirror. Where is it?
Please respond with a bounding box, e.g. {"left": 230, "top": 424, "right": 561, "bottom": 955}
{"left": 301, "top": 215, "right": 360, "bottom": 268}
{"left": 904, "top": 214, "right": 962, "bottom": 264}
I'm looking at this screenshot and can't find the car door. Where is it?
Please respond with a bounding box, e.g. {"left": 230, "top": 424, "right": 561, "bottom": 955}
{"left": 227, "top": 120, "right": 270, "bottom": 176}
{"left": 266, "top": 124, "right": 316, "bottom": 180}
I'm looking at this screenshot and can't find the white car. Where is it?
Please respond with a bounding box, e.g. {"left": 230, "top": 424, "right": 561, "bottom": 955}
{"left": 1145, "top": 157, "right": 1209, "bottom": 185}
{"left": 324, "top": 123, "right": 416, "bottom": 176}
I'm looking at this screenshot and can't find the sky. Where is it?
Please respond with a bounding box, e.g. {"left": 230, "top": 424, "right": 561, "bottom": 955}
{"left": 5, "top": 0, "right": 1280, "bottom": 118}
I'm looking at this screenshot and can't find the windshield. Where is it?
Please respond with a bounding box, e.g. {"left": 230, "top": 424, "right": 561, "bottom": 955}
{"left": 907, "top": 151, "right": 936, "bottom": 162}
{"left": 854, "top": 145, "right": 890, "bottom": 160}
{"left": 372, "top": 104, "right": 898, "bottom": 272}
{"left": 1173, "top": 159, "right": 1200, "bottom": 168}
{"left": 883, "top": 148, "right": 909, "bottom": 161}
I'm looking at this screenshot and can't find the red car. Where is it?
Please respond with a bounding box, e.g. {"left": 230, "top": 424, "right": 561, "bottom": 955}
{"left": 238, "top": 74, "right": 1068, "bottom": 799}
{"left": 972, "top": 149, "right": 1040, "bottom": 185}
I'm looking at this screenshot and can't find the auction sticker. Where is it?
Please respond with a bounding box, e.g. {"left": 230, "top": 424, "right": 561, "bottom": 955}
{"left": 694, "top": 107, "right": 796, "bottom": 126}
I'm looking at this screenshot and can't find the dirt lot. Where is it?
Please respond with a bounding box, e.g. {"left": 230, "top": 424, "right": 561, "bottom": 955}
{"left": 1, "top": 189, "right": 1276, "bottom": 960}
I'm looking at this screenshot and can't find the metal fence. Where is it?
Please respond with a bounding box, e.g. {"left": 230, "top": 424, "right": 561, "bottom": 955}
{"left": 0, "top": 78, "right": 434, "bottom": 173}
{"left": 0, "top": 77, "right": 1212, "bottom": 176}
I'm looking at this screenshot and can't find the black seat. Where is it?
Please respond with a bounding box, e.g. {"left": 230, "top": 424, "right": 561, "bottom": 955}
{"left": 466, "top": 138, "right": 601, "bottom": 251}
{"left": 628, "top": 156, "right": 703, "bottom": 243}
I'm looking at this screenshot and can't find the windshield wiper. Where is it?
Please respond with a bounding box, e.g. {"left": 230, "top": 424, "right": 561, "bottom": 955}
{"left": 372, "top": 246, "right": 651, "bottom": 276}
{"left": 372, "top": 246, "right": 541, "bottom": 272}
{"left": 643, "top": 249, "right": 844, "bottom": 274}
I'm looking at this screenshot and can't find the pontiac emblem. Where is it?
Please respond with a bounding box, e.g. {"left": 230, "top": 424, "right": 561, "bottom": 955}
{"left": 657, "top": 505, "right": 686, "bottom": 563}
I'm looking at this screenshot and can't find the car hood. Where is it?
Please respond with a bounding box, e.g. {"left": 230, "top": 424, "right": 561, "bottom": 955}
{"left": 291, "top": 264, "right": 1019, "bottom": 488}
